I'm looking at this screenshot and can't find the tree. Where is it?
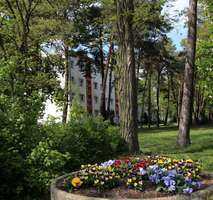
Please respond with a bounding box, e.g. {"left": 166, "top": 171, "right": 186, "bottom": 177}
{"left": 116, "top": 0, "right": 139, "bottom": 153}
{"left": 178, "top": 0, "right": 197, "bottom": 147}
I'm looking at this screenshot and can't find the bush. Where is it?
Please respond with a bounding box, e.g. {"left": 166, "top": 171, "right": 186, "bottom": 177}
{"left": 0, "top": 100, "right": 127, "bottom": 199}
{"left": 25, "top": 103, "right": 128, "bottom": 198}
{"left": 42, "top": 105, "right": 128, "bottom": 170}
{"left": 27, "top": 140, "right": 70, "bottom": 192}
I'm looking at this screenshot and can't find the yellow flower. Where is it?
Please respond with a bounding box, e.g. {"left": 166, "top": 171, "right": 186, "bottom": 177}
{"left": 127, "top": 179, "right": 132, "bottom": 183}
{"left": 158, "top": 159, "right": 164, "bottom": 164}
{"left": 81, "top": 165, "right": 85, "bottom": 169}
{"left": 98, "top": 166, "right": 103, "bottom": 170}
{"left": 71, "top": 177, "right": 83, "bottom": 187}
{"left": 186, "top": 159, "right": 193, "bottom": 163}
{"left": 134, "top": 182, "right": 138, "bottom": 187}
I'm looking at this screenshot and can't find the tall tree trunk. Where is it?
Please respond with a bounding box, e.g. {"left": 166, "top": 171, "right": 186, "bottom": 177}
{"left": 141, "top": 71, "right": 148, "bottom": 126}
{"left": 170, "top": 75, "right": 178, "bottom": 124}
{"left": 107, "top": 65, "right": 113, "bottom": 113}
{"left": 177, "top": 81, "right": 183, "bottom": 125}
{"left": 156, "top": 67, "right": 161, "bottom": 128}
{"left": 178, "top": 0, "right": 197, "bottom": 147}
{"left": 100, "top": 41, "right": 113, "bottom": 119}
{"left": 116, "top": 0, "right": 139, "bottom": 153}
{"left": 99, "top": 26, "right": 107, "bottom": 118}
{"left": 62, "top": 45, "right": 69, "bottom": 123}
{"left": 164, "top": 74, "right": 171, "bottom": 125}
{"left": 148, "top": 69, "right": 152, "bottom": 129}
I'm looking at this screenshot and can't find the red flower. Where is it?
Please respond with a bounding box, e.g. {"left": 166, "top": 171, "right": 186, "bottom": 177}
{"left": 125, "top": 159, "right": 130, "bottom": 164}
{"left": 114, "top": 160, "right": 122, "bottom": 167}
{"left": 134, "top": 160, "right": 147, "bottom": 170}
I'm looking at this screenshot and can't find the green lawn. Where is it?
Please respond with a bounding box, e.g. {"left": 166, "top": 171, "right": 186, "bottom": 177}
{"left": 138, "top": 126, "right": 213, "bottom": 172}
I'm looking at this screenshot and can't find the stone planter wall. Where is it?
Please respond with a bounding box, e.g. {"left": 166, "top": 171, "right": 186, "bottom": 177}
{"left": 51, "top": 173, "right": 213, "bottom": 200}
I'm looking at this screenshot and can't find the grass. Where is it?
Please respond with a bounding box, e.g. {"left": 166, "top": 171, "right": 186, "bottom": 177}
{"left": 138, "top": 126, "right": 213, "bottom": 172}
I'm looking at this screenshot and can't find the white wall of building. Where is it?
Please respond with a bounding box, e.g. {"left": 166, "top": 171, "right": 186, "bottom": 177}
{"left": 42, "top": 56, "right": 116, "bottom": 122}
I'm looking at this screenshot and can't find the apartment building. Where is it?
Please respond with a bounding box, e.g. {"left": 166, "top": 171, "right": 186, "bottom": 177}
{"left": 70, "top": 56, "right": 119, "bottom": 116}
{"left": 43, "top": 55, "right": 143, "bottom": 122}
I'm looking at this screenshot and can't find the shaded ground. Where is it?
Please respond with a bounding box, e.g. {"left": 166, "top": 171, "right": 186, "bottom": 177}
{"left": 138, "top": 126, "right": 213, "bottom": 172}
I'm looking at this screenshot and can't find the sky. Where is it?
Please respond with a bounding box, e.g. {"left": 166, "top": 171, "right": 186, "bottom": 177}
{"left": 165, "top": 0, "right": 189, "bottom": 50}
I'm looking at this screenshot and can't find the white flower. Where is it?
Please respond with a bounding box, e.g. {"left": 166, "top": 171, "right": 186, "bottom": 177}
{"left": 139, "top": 168, "right": 147, "bottom": 175}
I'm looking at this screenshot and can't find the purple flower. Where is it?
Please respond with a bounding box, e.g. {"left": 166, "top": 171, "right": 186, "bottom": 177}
{"left": 185, "top": 177, "right": 192, "bottom": 184}
{"left": 196, "top": 181, "right": 202, "bottom": 188}
{"left": 167, "top": 170, "right": 177, "bottom": 177}
{"left": 168, "top": 185, "right": 176, "bottom": 192}
{"left": 162, "top": 176, "right": 176, "bottom": 187}
{"left": 192, "top": 181, "right": 202, "bottom": 188}
{"left": 149, "top": 165, "right": 158, "bottom": 171}
{"left": 149, "top": 174, "right": 160, "bottom": 184}
{"left": 101, "top": 160, "right": 115, "bottom": 167}
{"left": 183, "top": 187, "right": 193, "bottom": 194}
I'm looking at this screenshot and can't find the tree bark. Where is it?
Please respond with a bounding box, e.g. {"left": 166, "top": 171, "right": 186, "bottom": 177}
{"left": 148, "top": 69, "right": 152, "bottom": 129}
{"left": 141, "top": 71, "right": 148, "bottom": 126}
{"left": 107, "top": 64, "right": 113, "bottom": 114}
{"left": 164, "top": 74, "right": 171, "bottom": 125}
{"left": 116, "top": 0, "right": 139, "bottom": 153}
{"left": 62, "top": 45, "right": 69, "bottom": 123}
{"left": 156, "top": 67, "right": 161, "bottom": 128}
{"left": 99, "top": 26, "right": 107, "bottom": 118}
{"left": 100, "top": 40, "right": 113, "bottom": 119}
{"left": 178, "top": 0, "right": 197, "bottom": 147}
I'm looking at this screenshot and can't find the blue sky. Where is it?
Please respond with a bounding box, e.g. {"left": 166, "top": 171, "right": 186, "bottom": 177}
{"left": 165, "top": 0, "right": 189, "bottom": 50}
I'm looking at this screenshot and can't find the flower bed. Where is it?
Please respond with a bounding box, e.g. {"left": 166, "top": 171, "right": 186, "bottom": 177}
{"left": 59, "top": 156, "right": 207, "bottom": 197}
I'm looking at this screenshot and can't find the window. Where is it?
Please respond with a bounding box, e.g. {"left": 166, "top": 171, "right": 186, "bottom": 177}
{"left": 94, "top": 96, "right": 98, "bottom": 103}
{"left": 93, "top": 82, "right": 98, "bottom": 89}
{"left": 79, "top": 78, "right": 84, "bottom": 87}
{"left": 79, "top": 94, "right": 84, "bottom": 102}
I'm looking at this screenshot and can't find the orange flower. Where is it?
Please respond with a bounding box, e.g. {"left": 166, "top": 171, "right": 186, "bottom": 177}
{"left": 71, "top": 177, "right": 83, "bottom": 187}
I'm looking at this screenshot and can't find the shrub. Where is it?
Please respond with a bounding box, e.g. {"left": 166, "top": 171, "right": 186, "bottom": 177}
{"left": 26, "top": 103, "right": 128, "bottom": 197}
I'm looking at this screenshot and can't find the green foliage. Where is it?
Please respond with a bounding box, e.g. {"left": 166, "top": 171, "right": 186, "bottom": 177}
{"left": 27, "top": 140, "right": 70, "bottom": 191}
{"left": 0, "top": 99, "right": 127, "bottom": 199}
{"left": 43, "top": 103, "right": 128, "bottom": 170}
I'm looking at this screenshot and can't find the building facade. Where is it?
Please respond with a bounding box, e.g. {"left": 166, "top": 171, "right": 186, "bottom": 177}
{"left": 69, "top": 56, "right": 118, "bottom": 116}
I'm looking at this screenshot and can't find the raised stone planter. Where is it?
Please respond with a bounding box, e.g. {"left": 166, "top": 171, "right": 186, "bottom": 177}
{"left": 51, "top": 172, "right": 213, "bottom": 200}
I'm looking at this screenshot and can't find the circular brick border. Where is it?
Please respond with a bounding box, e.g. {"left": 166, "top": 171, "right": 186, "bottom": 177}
{"left": 51, "top": 172, "right": 213, "bottom": 200}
